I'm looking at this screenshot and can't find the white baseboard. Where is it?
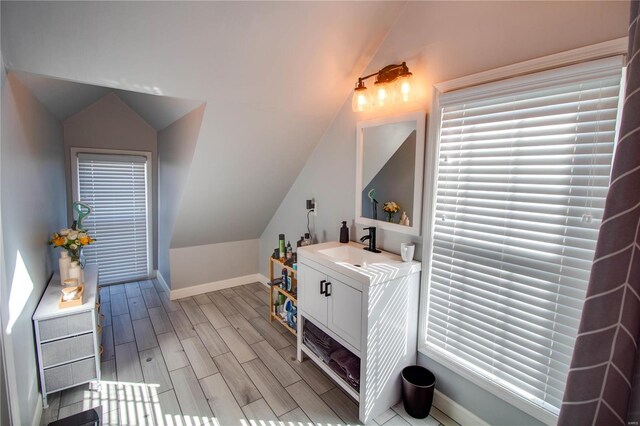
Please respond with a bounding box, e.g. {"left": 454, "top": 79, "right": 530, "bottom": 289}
{"left": 433, "top": 390, "right": 488, "bottom": 426}
{"left": 255, "top": 273, "right": 270, "bottom": 286}
{"left": 169, "top": 273, "right": 266, "bottom": 300}
{"left": 155, "top": 271, "right": 170, "bottom": 294}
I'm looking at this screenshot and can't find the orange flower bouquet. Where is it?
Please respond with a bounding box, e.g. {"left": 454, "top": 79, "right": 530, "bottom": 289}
{"left": 48, "top": 228, "right": 95, "bottom": 262}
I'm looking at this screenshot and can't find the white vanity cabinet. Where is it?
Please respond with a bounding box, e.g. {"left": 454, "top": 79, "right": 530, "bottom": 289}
{"left": 296, "top": 241, "right": 421, "bottom": 424}
{"left": 298, "top": 265, "right": 363, "bottom": 351}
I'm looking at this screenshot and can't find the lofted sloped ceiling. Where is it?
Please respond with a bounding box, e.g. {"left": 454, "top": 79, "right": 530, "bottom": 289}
{"left": 11, "top": 71, "right": 203, "bottom": 130}
{"left": 1, "top": 1, "right": 406, "bottom": 248}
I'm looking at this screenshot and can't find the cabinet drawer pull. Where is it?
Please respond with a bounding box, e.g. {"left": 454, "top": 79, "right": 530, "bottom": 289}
{"left": 95, "top": 302, "right": 101, "bottom": 310}
{"left": 97, "top": 324, "right": 102, "bottom": 334}
{"left": 99, "top": 345, "right": 104, "bottom": 356}
{"left": 325, "top": 282, "right": 332, "bottom": 297}
{"left": 320, "top": 280, "right": 326, "bottom": 295}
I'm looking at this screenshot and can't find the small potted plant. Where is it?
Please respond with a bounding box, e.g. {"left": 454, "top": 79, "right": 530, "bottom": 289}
{"left": 383, "top": 201, "right": 400, "bottom": 223}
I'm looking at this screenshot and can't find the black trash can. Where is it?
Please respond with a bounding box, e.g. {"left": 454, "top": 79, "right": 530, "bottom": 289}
{"left": 401, "top": 365, "right": 436, "bottom": 419}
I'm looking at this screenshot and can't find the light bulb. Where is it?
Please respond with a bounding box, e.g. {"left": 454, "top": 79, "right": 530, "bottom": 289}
{"left": 394, "top": 73, "right": 415, "bottom": 104}
{"left": 352, "top": 87, "right": 370, "bottom": 112}
{"left": 374, "top": 82, "right": 390, "bottom": 107}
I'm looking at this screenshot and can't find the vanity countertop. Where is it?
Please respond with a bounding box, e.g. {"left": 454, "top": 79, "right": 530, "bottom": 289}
{"left": 297, "top": 241, "right": 421, "bottom": 286}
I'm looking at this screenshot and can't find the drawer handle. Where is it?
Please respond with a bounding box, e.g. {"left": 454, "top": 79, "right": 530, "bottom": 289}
{"left": 97, "top": 324, "right": 102, "bottom": 334}
{"left": 99, "top": 345, "right": 104, "bottom": 356}
{"left": 95, "top": 302, "right": 101, "bottom": 310}
{"left": 320, "top": 280, "right": 326, "bottom": 295}
{"left": 325, "top": 282, "right": 332, "bottom": 297}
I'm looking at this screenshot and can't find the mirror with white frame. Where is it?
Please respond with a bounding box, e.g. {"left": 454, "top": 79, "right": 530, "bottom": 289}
{"left": 355, "top": 111, "right": 426, "bottom": 236}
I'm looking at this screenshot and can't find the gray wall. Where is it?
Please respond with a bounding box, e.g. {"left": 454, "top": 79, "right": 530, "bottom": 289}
{"left": 169, "top": 239, "right": 260, "bottom": 290}
{"left": 0, "top": 49, "right": 11, "bottom": 426}
{"left": 260, "top": 2, "right": 629, "bottom": 424}
{"left": 1, "top": 73, "right": 66, "bottom": 426}
{"left": 158, "top": 104, "right": 204, "bottom": 287}
{"left": 362, "top": 131, "right": 415, "bottom": 222}
{"left": 157, "top": 103, "right": 259, "bottom": 291}
{"left": 63, "top": 93, "right": 159, "bottom": 269}
{"left": 0, "top": 336, "right": 9, "bottom": 426}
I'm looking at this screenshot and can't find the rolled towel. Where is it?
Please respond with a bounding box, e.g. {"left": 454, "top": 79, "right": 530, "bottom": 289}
{"left": 329, "top": 359, "right": 360, "bottom": 392}
{"left": 329, "top": 348, "right": 361, "bottom": 390}
{"left": 304, "top": 321, "right": 340, "bottom": 353}
{"left": 303, "top": 336, "right": 330, "bottom": 363}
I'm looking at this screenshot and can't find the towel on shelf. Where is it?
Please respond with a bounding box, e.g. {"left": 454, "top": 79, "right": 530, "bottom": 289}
{"left": 303, "top": 335, "right": 332, "bottom": 363}
{"left": 329, "top": 348, "right": 360, "bottom": 391}
{"left": 303, "top": 321, "right": 340, "bottom": 361}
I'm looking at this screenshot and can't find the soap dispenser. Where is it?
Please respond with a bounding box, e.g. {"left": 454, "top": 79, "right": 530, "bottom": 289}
{"left": 339, "top": 221, "right": 349, "bottom": 243}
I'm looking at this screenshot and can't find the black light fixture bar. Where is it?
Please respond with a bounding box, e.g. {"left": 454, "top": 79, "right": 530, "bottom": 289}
{"left": 355, "top": 62, "right": 411, "bottom": 88}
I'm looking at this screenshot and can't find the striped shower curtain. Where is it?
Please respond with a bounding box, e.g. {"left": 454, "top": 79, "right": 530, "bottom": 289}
{"left": 558, "top": 2, "right": 640, "bottom": 425}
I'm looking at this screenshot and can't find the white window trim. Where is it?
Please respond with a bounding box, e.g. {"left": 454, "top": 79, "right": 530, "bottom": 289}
{"left": 70, "top": 147, "right": 153, "bottom": 280}
{"left": 418, "top": 38, "right": 628, "bottom": 425}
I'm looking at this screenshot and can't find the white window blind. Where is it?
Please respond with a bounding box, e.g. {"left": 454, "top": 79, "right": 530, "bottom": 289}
{"left": 77, "top": 153, "right": 151, "bottom": 285}
{"left": 423, "top": 57, "right": 623, "bottom": 419}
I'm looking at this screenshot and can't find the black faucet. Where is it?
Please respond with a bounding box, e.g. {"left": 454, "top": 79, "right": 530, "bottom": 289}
{"left": 360, "top": 227, "right": 381, "bottom": 253}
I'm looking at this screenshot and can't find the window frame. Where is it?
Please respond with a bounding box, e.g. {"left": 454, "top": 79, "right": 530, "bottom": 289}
{"left": 418, "top": 38, "right": 627, "bottom": 425}
{"left": 70, "top": 147, "right": 153, "bottom": 282}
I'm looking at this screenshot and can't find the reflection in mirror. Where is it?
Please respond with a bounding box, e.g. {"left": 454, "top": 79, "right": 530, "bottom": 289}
{"left": 361, "top": 121, "right": 416, "bottom": 225}
{"left": 355, "top": 110, "right": 425, "bottom": 236}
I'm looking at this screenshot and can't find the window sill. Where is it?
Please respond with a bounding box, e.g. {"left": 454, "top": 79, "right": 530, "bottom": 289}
{"left": 418, "top": 344, "right": 558, "bottom": 426}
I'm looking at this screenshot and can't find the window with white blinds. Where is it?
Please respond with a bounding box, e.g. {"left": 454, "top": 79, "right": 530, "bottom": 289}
{"left": 75, "top": 152, "right": 151, "bottom": 285}
{"left": 422, "top": 56, "right": 624, "bottom": 420}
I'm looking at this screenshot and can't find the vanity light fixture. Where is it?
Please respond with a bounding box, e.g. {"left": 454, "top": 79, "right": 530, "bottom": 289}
{"left": 351, "top": 62, "right": 415, "bottom": 112}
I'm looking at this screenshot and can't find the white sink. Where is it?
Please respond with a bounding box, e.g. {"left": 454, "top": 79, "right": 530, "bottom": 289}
{"left": 298, "top": 241, "right": 421, "bottom": 286}
{"left": 317, "top": 245, "right": 382, "bottom": 267}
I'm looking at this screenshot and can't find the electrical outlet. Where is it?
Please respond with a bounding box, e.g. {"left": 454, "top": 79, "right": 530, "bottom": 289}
{"left": 306, "top": 199, "right": 317, "bottom": 215}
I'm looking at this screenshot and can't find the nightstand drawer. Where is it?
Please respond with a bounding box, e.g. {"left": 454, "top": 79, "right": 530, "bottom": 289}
{"left": 41, "top": 333, "right": 95, "bottom": 368}
{"left": 44, "top": 358, "right": 97, "bottom": 391}
{"left": 38, "top": 311, "right": 93, "bottom": 341}
{"left": 72, "top": 358, "right": 97, "bottom": 385}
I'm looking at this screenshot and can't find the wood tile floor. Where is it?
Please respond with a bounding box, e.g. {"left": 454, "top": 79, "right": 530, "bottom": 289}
{"left": 41, "top": 279, "right": 456, "bottom": 426}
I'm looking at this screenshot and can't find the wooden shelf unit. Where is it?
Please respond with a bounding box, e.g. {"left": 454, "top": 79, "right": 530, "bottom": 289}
{"left": 268, "top": 257, "right": 297, "bottom": 336}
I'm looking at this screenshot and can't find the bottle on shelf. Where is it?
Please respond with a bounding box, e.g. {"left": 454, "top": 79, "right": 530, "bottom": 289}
{"left": 286, "top": 241, "right": 293, "bottom": 259}
{"left": 279, "top": 234, "right": 286, "bottom": 260}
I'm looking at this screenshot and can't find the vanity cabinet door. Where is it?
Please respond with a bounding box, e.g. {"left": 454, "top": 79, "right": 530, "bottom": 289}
{"left": 327, "top": 277, "right": 362, "bottom": 351}
{"left": 299, "top": 264, "right": 329, "bottom": 325}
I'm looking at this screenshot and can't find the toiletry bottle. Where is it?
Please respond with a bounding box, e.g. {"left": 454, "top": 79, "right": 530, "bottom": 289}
{"left": 69, "top": 261, "right": 82, "bottom": 285}
{"left": 59, "top": 251, "right": 71, "bottom": 283}
{"left": 279, "top": 234, "right": 285, "bottom": 260}
{"left": 339, "top": 221, "right": 349, "bottom": 243}
{"left": 297, "top": 236, "right": 304, "bottom": 248}
{"left": 281, "top": 268, "right": 288, "bottom": 289}
{"left": 286, "top": 241, "right": 293, "bottom": 259}
{"left": 304, "top": 232, "right": 311, "bottom": 246}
